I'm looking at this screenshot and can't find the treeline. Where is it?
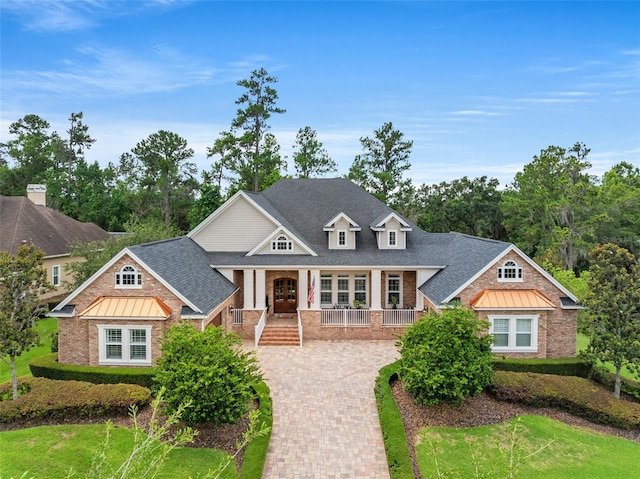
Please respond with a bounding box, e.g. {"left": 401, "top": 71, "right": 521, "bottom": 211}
{"left": 1, "top": 69, "right": 638, "bottom": 276}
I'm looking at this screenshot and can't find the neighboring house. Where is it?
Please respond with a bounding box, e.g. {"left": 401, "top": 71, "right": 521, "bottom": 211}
{"left": 0, "top": 185, "right": 112, "bottom": 302}
{"left": 51, "top": 178, "right": 580, "bottom": 366}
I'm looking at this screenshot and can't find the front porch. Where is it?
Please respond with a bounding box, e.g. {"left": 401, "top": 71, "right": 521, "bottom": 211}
{"left": 230, "top": 307, "right": 421, "bottom": 345}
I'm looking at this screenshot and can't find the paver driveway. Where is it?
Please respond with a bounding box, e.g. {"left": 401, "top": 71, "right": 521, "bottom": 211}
{"left": 246, "top": 340, "right": 400, "bottom": 479}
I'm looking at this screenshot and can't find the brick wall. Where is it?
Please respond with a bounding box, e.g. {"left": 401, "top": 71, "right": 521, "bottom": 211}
{"left": 460, "top": 250, "right": 577, "bottom": 358}
{"left": 57, "top": 253, "right": 232, "bottom": 366}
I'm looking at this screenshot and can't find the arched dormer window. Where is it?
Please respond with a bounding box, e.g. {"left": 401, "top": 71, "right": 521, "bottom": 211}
{"left": 271, "top": 235, "right": 293, "bottom": 252}
{"left": 115, "top": 265, "right": 142, "bottom": 288}
{"left": 498, "top": 260, "right": 523, "bottom": 282}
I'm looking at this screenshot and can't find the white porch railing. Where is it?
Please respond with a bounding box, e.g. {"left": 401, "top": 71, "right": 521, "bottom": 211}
{"left": 321, "top": 308, "right": 371, "bottom": 326}
{"left": 232, "top": 308, "right": 244, "bottom": 325}
{"left": 254, "top": 307, "right": 269, "bottom": 347}
{"left": 383, "top": 309, "right": 417, "bottom": 326}
{"left": 297, "top": 310, "right": 303, "bottom": 347}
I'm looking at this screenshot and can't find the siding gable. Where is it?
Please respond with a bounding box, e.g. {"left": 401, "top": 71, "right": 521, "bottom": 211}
{"left": 190, "top": 194, "right": 277, "bottom": 252}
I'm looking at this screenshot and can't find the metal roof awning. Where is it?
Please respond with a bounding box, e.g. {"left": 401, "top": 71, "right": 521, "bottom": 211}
{"left": 79, "top": 296, "right": 172, "bottom": 320}
{"left": 471, "top": 289, "right": 556, "bottom": 310}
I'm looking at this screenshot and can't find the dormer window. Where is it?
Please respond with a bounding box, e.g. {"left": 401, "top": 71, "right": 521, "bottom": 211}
{"left": 115, "top": 265, "right": 142, "bottom": 288}
{"left": 338, "top": 230, "right": 347, "bottom": 247}
{"left": 272, "top": 235, "right": 293, "bottom": 251}
{"left": 498, "top": 260, "right": 523, "bottom": 282}
{"left": 388, "top": 230, "right": 397, "bottom": 247}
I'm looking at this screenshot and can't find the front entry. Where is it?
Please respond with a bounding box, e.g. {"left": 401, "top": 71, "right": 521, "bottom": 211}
{"left": 274, "top": 278, "right": 297, "bottom": 314}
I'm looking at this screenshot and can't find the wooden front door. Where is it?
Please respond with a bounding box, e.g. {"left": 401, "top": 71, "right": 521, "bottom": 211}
{"left": 273, "top": 278, "right": 297, "bottom": 313}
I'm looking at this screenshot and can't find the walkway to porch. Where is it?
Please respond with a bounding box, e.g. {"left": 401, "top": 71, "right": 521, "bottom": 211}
{"left": 246, "top": 340, "right": 399, "bottom": 478}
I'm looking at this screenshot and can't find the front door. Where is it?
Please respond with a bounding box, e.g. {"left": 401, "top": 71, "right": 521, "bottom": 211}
{"left": 273, "top": 278, "right": 297, "bottom": 313}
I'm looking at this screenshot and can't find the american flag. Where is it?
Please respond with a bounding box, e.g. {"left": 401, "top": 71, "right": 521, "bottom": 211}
{"left": 307, "top": 276, "right": 315, "bottom": 304}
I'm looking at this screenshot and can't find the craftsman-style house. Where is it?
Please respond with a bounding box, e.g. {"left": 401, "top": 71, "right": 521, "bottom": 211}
{"left": 51, "top": 178, "right": 580, "bottom": 366}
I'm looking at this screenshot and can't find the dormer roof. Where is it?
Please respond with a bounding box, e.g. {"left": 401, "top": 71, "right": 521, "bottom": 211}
{"left": 323, "top": 212, "right": 361, "bottom": 231}
{"left": 370, "top": 212, "right": 412, "bottom": 232}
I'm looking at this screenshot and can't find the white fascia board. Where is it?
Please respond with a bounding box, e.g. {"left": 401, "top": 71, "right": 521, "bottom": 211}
{"left": 374, "top": 212, "right": 411, "bottom": 229}
{"left": 126, "top": 250, "right": 202, "bottom": 313}
{"left": 188, "top": 191, "right": 279, "bottom": 238}
{"left": 324, "top": 212, "right": 361, "bottom": 230}
{"left": 52, "top": 248, "right": 131, "bottom": 310}
{"left": 441, "top": 245, "right": 579, "bottom": 304}
{"left": 246, "top": 226, "right": 317, "bottom": 257}
{"left": 43, "top": 253, "right": 72, "bottom": 260}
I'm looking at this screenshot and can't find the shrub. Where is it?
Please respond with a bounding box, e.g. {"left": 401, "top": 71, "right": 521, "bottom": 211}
{"left": 492, "top": 358, "right": 593, "bottom": 377}
{"left": 153, "top": 324, "right": 262, "bottom": 425}
{"left": 396, "top": 307, "right": 493, "bottom": 406}
{"left": 0, "top": 376, "right": 150, "bottom": 423}
{"left": 29, "top": 353, "right": 155, "bottom": 388}
{"left": 374, "top": 361, "right": 414, "bottom": 479}
{"left": 490, "top": 371, "right": 640, "bottom": 430}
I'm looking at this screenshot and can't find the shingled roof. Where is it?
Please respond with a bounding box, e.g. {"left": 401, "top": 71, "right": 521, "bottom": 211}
{"left": 0, "top": 195, "right": 111, "bottom": 256}
{"left": 206, "top": 178, "right": 513, "bottom": 305}
{"left": 128, "top": 236, "right": 238, "bottom": 316}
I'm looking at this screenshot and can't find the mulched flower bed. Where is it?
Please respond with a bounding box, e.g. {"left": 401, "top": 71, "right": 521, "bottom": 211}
{"left": 391, "top": 379, "right": 640, "bottom": 479}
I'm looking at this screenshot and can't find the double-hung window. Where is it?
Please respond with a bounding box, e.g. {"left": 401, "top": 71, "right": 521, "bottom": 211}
{"left": 99, "top": 325, "right": 152, "bottom": 365}
{"left": 388, "top": 230, "right": 397, "bottom": 247}
{"left": 337, "top": 230, "right": 347, "bottom": 247}
{"left": 387, "top": 274, "right": 401, "bottom": 307}
{"left": 52, "top": 265, "right": 60, "bottom": 287}
{"left": 320, "top": 272, "right": 368, "bottom": 307}
{"left": 489, "top": 315, "right": 538, "bottom": 352}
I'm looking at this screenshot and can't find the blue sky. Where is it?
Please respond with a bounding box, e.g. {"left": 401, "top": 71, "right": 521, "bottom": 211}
{"left": 1, "top": 0, "right": 638, "bottom": 188}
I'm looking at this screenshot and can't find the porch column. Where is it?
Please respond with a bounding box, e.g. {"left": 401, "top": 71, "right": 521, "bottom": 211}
{"left": 243, "top": 269, "right": 254, "bottom": 309}
{"left": 298, "top": 269, "right": 308, "bottom": 310}
{"left": 255, "top": 269, "right": 266, "bottom": 309}
{"left": 371, "top": 269, "right": 382, "bottom": 309}
{"left": 309, "top": 269, "right": 320, "bottom": 309}
{"left": 416, "top": 270, "right": 429, "bottom": 310}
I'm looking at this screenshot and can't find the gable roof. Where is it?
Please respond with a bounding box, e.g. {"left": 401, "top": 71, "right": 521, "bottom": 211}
{"left": 0, "top": 195, "right": 111, "bottom": 256}
{"left": 53, "top": 236, "right": 238, "bottom": 317}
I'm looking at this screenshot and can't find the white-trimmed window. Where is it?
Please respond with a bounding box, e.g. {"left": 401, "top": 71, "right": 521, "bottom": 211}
{"left": 115, "top": 265, "right": 142, "bottom": 288}
{"left": 319, "top": 272, "right": 369, "bottom": 307}
{"left": 387, "top": 273, "right": 401, "bottom": 307}
{"left": 52, "top": 265, "right": 60, "bottom": 287}
{"left": 489, "top": 315, "right": 538, "bottom": 352}
{"left": 320, "top": 274, "right": 333, "bottom": 305}
{"left": 337, "top": 230, "right": 347, "bottom": 247}
{"left": 98, "top": 325, "right": 152, "bottom": 365}
{"left": 388, "top": 230, "right": 398, "bottom": 247}
{"left": 498, "top": 260, "right": 523, "bottom": 282}
{"left": 271, "top": 235, "right": 293, "bottom": 251}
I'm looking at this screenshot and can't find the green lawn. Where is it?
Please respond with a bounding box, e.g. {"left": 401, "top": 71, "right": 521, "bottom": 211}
{"left": 577, "top": 333, "right": 635, "bottom": 380}
{"left": 0, "top": 318, "right": 58, "bottom": 383}
{"left": 0, "top": 423, "right": 237, "bottom": 479}
{"left": 416, "top": 415, "right": 640, "bottom": 479}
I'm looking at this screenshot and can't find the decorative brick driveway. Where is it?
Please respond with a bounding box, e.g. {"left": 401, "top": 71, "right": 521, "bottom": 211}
{"left": 246, "top": 340, "right": 400, "bottom": 479}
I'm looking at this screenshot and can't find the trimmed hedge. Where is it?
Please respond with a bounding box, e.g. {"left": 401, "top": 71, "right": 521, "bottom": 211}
{"left": 489, "top": 371, "right": 640, "bottom": 430}
{"left": 492, "top": 357, "right": 592, "bottom": 378}
{"left": 239, "top": 381, "right": 273, "bottom": 479}
{"left": 30, "top": 353, "right": 155, "bottom": 388}
{"left": 374, "top": 361, "right": 414, "bottom": 479}
{"left": 0, "top": 376, "right": 150, "bottom": 423}
{"left": 590, "top": 367, "right": 640, "bottom": 401}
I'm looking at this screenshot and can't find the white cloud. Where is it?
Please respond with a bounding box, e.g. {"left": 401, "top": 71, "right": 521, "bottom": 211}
{"left": 0, "top": 0, "right": 193, "bottom": 32}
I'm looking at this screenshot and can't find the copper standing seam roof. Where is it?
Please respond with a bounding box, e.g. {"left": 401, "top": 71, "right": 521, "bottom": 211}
{"left": 470, "top": 289, "right": 556, "bottom": 310}
{"left": 78, "top": 296, "right": 172, "bottom": 319}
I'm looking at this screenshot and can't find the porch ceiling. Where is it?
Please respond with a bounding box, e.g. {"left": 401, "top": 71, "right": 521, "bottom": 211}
{"left": 79, "top": 296, "right": 172, "bottom": 319}
{"left": 470, "top": 289, "right": 556, "bottom": 310}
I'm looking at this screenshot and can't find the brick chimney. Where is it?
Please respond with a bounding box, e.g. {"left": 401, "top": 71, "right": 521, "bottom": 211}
{"left": 27, "top": 184, "right": 46, "bottom": 206}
